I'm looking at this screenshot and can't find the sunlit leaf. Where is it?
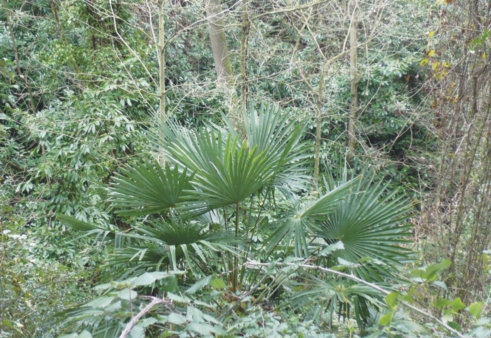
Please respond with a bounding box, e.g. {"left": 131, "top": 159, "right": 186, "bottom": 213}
{"left": 379, "top": 311, "right": 393, "bottom": 326}
{"left": 468, "top": 302, "right": 483, "bottom": 319}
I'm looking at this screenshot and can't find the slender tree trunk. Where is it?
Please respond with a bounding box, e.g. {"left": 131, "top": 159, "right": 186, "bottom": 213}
{"left": 206, "top": 0, "right": 233, "bottom": 87}
{"left": 206, "top": 0, "right": 236, "bottom": 122}
{"left": 239, "top": 0, "right": 250, "bottom": 113}
{"left": 348, "top": 0, "right": 358, "bottom": 152}
{"left": 314, "top": 64, "right": 326, "bottom": 187}
{"left": 158, "top": 0, "right": 166, "bottom": 122}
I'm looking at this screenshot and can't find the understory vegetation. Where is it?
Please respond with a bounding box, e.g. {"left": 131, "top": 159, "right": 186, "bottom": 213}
{"left": 0, "top": 0, "right": 489, "bottom": 337}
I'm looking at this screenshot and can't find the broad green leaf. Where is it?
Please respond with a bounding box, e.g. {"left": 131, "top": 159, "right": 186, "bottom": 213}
{"left": 187, "top": 322, "right": 225, "bottom": 335}
{"left": 435, "top": 298, "right": 451, "bottom": 308}
{"left": 448, "top": 321, "right": 462, "bottom": 332}
{"left": 410, "top": 269, "right": 424, "bottom": 278}
{"left": 185, "top": 275, "right": 212, "bottom": 294}
{"left": 114, "top": 288, "right": 137, "bottom": 301}
{"left": 78, "top": 331, "right": 93, "bottom": 338}
{"left": 132, "top": 272, "right": 175, "bottom": 287}
{"left": 138, "top": 318, "right": 157, "bottom": 328}
{"left": 431, "top": 281, "right": 447, "bottom": 290}
{"left": 186, "top": 306, "right": 204, "bottom": 323}
{"left": 163, "top": 275, "right": 179, "bottom": 294}
{"left": 385, "top": 292, "right": 400, "bottom": 308}
{"left": 167, "top": 292, "right": 190, "bottom": 304}
{"left": 85, "top": 296, "right": 115, "bottom": 309}
{"left": 167, "top": 313, "right": 187, "bottom": 325}
{"left": 451, "top": 297, "right": 466, "bottom": 311}
{"left": 379, "top": 311, "right": 393, "bottom": 326}
{"left": 423, "top": 259, "right": 451, "bottom": 280}
{"left": 210, "top": 277, "right": 226, "bottom": 290}
{"left": 468, "top": 302, "right": 483, "bottom": 319}
{"left": 128, "top": 325, "right": 145, "bottom": 338}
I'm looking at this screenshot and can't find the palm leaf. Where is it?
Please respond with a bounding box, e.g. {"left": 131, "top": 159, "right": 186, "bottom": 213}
{"left": 266, "top": 177, "right": 358, "bottom": 257}
{"left": 241, "top": 104, "right": 309, "bottom": 191}
{"left": 57, "top": 214, "right": 115, "bottom": 243}
{"left": 111, "top": 219, "right": 235, "bottom": 274}
{"left": 163, "top": 123, "right": 276, "bottom": 210}
{"left": 109, "top": 161, "right": 192, "bottom": 216}
{"left": 312, "top": 175, "right": 413, "bottom": 280}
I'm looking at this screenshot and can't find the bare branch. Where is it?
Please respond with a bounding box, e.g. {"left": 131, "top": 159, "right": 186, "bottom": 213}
{"left": 119, "top": 297, "right": 172, "bottom": 338}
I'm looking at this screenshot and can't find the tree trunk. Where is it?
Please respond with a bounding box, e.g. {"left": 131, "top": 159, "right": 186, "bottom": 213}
{"left": 239, "top": 0, "right": 250, "bottom": 113}
{"left": 348, "top": 0, "right": 358, "bottom": 152}
{"left": 206, "top": 0, "right": 236, "bottom": 122}
{"left": 314, "top": 64, "right": 326, "bottom": 187}
{"left": 158, "top": 0, "right": 166, "bottom": 122}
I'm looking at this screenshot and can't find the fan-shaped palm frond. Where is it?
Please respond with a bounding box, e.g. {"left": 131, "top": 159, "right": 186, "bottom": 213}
{"left": 111, "top": 219, "right": 234, "bottom": 274}
{"left": 312, "top": 175, "right": 413, "bottom": 280}
{"left": 56, "top": 214, "right": 117, "bottom": 244}
{"left": 58, "top": 214, "right": 232, "bottom": 276}
{"left": 241, "top": 104, "right": 309, "bottom": 192}
{"left": 162, "top": 123, "right": 277, "bottom": 211}
{"left": 266, "top": 177, "right": 359, "bottom": 257}
{"left": 109, "top": 161, "right": 192, "bottom": 216}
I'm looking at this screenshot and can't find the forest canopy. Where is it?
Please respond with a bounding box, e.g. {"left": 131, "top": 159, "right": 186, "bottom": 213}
{"left": 0, "top": 0, "right": 489, "bottom": 337}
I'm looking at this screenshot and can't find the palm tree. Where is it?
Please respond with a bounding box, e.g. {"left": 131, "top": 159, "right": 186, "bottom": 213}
{"left": 59, "top": 103, "right": 412, "bottom": 324}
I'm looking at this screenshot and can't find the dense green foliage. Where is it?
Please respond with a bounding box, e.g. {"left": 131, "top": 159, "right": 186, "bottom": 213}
{"left": 1, "top": 0, "right": 489, "bottom": 337}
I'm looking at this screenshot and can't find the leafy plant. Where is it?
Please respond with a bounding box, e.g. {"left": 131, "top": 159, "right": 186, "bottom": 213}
{"left": 59, "top": 104, "right": 416, "bottom": 335}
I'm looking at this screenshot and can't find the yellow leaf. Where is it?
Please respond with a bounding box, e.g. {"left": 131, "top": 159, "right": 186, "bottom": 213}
{"left": 428, "top": 50, "right": 435, "bottom": 57}
{"left": 429, "top": 31, "right": 435, "bottom": 37}
{"left": 420, "top": 59, "right": 428, "bottom": 66}
{"left": 483, "top": 53, "right": 486, "bottom": 59}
